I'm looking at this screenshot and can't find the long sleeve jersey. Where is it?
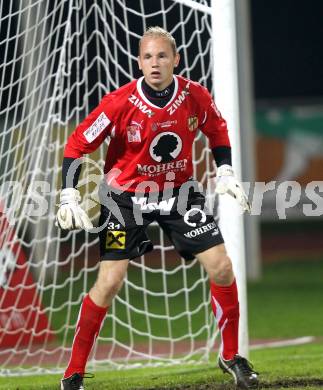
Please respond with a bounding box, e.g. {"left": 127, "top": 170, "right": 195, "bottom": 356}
{"left": 64, "top": 75, "right": 230, "bottom": 191}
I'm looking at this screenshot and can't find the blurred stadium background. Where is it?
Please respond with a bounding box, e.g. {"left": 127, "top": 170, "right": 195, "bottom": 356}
{"left": 0, "top": 0, "right": 322, "bottom": 388}
{"left": 251, "top": 0, "right": 323, "bottom": 265}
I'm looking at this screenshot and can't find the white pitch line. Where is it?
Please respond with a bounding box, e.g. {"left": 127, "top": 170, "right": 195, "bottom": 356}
{"left": 251, "top": 336, "right": 315, "bottom": 350}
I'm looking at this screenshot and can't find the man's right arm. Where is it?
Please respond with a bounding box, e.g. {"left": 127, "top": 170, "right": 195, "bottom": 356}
{"left": 64, "top": 94, "right": 114, "bottom": 160}
{"left": 62, "top": 157, "right": 82, "bottom": 189}
{"left": 57, "top": 94, "right": 115, "bottom": 230}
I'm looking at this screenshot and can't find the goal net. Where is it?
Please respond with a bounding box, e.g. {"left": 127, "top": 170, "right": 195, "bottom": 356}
{"left": 0, "top": 0, "right": 246, "bottom": 375}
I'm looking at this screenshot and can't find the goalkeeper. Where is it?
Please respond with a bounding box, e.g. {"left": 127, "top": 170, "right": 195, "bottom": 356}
{"left": 57, "top": 27, "right": 258, "bottom": 390}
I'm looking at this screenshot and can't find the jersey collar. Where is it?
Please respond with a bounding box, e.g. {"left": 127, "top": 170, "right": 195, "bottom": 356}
{"left": 137, "top": 75, "right": 179, "bottom": 109}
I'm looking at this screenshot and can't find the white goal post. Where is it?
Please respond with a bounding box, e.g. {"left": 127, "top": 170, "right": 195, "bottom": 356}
{"left": 0, "top": 0, "right": 249, "bottom": 375}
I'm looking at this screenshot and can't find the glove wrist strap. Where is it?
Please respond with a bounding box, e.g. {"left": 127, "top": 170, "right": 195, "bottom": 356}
{"left": 60, "top": 188, "right": 81, "bottom": 205}
{"left": 217, "top": 164, "right": 234, "bottom": 177}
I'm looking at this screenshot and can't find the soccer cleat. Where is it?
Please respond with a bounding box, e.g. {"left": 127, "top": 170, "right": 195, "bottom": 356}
{"left": 218, "top": 354, "right": 259, "bottom": 389}
{"left": 61, "top": 373, "right": 85, "bottom": 390}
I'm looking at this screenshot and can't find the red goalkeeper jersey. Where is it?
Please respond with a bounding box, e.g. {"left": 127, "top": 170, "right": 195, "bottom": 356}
{"left": 64, "top": 75, "right": 230, "bottom": 191}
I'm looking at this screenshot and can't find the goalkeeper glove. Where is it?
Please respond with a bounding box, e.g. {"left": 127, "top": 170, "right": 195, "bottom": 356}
{"left": 215, "top": 164, "right": 251, "bottom": 213}
{"left": 56, "top": 188, "right": 93, "bottom": 230}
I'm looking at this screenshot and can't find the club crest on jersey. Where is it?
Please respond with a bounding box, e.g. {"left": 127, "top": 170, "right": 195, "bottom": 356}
{"left": 149, "top": 132, "right": 182, "bottom": 163}
{"left": 106, "top": 230, "right": 126, "bottom": 249}
{"left": 127, "top": 120, "right": 143, "bottom": 142}
{"left": 128, "top": 94, "right": 155, "bottom": 117}
{"left": 187, "top": 115, "right": 198, "bottom": 131}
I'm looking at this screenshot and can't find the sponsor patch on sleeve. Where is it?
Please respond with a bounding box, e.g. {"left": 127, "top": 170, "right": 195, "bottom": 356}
{"left": 83, "top": 112, "right": 111, "bottom": 143}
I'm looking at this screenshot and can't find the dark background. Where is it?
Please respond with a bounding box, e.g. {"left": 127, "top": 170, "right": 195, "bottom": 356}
{"left": 251, "top": 0, "right": 323, "bottom": 100}
{"left": 1, "top": 1, "right": 322, "bottom": 112}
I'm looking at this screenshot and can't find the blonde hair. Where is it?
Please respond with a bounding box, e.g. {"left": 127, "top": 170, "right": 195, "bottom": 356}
{"left": 139, "top": 26, "right": 177, "bottom": 56}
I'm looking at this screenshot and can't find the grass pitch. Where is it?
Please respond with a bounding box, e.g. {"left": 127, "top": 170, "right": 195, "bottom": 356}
{"left": 0, "top": 258, "right": 322, "bottom": 389}
{"left": 0, "top": 342, "right": 322, "bottom": 389}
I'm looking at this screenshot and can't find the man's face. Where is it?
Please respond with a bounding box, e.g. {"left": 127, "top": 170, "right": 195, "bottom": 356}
{"left": 138, "top": 36, "right": 180, "bottom": 91}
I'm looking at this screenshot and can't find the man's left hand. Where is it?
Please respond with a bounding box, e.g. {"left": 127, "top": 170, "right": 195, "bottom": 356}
{"left": 215, "top": 164, "right": 251, "bottom": 213}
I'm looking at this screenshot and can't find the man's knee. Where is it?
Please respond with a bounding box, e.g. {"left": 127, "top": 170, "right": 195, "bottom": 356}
{"left": 91, "top": 260, "right": 128, "bottom": 304}
{"left": 211, "top": 253, "right": 234, "bottom": 285}
{"left": 196, "top": 245, "right": 235, "bottom": 285}
{"left": 95, "top": 274, "right": 124, "bottom": 297}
